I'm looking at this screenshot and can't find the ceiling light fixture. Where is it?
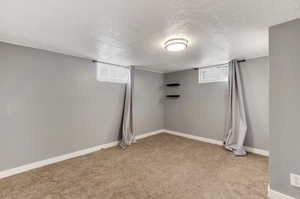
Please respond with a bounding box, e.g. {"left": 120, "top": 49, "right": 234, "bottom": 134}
{"left": 164, "top": 38, "right": 188, "bottom": 52}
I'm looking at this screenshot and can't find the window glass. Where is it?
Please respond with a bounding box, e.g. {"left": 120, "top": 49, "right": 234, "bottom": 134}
{"left": 199, "top": 65, "right": 228, "bottom": 83}
{"left": 97, "top": 63, "right": 129, "bottom": 83}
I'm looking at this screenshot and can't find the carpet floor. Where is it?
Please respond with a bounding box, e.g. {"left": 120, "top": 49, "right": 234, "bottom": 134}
{"left": 0, "top": 133, "right": 268, "bottom": 199}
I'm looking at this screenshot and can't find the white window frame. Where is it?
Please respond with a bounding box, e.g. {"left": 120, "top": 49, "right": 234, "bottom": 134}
{"left": 198, "top": 64, "right": 228, "bottom": 84}
{"left": 97, "top": 63, "right": 129, "bottom": 84}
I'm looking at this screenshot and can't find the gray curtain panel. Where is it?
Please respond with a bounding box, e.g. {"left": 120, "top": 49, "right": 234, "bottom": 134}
{"left": 120, "top": 66, "right": 135, "bottom": 149}
{"left": 224, "top": 60, "right": 248, "bottom": 156}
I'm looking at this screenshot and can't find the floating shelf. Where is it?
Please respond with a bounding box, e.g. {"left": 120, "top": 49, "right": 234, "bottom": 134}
{"left": 166, "top": 95, "right": 180, "bottom": 98}
{"left": 166, "top": 83, "right": 180, "bottom": 87}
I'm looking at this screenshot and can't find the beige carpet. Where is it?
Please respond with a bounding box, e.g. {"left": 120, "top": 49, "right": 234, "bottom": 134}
{"left": 0, "top": 133, "right": 268, "bottom": 199}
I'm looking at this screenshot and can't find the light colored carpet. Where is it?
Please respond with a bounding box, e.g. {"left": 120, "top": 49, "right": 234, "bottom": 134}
{"left": 0, "top": 133, "right": 268, "bottom": 199}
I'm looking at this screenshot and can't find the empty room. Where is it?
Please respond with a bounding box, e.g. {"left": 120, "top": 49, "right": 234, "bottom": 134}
{"left": 0, "top": 1, "right": 300, "bottom": 198}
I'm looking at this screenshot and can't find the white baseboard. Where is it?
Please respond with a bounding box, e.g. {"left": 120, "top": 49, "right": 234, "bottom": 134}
{"left": 0, "top": 129, "right": 165, "bottom": 179}
{"left": 245, "top": 146, "right": 269, "bottom": 156}
{"left": 268, "top": 185, "right": 295, "bottom": 199}
{"left": 163, "top": 129, "right": 269, "bottom": 157}
{"left": 0, "top": 128, "right": 288, "bottom": 198}
{"left": 135, "top": 129, "right": 165, "bottom": 140}
{"left": 164, "top": 130, "right": 223, "bottom": 145}
{"left": 0, "top": 129, "right": 268, "bottom": 179}
{"left": 100, "top": 141, "right": 119, "bottom": 149}
{"left": 0, "top": 144, "right": 104, "bottom": 179}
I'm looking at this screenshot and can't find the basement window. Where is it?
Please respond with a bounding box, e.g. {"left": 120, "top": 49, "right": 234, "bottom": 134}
{"left": 198, "top": 64, "right": 228, "bottom": 83}
{"left": 97, "top": 63, "right": 129, "bottom": 83}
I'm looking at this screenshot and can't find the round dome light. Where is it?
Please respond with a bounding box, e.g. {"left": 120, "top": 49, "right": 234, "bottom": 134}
{"left": 164, "top": 38, "right": 188, "bottom": 52}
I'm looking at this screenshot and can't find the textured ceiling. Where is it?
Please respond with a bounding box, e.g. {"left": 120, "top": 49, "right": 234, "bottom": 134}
{"left": 0, "top": 0, "right": 300, "bottom": 73}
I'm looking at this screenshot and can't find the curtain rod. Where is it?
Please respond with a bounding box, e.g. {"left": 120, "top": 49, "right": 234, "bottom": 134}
{"left": 237, "top": 59, "right": 246, "bottom": 63}
{"left": 193, "top": 59, "right": 246, "bottom": 70}
{"left": 92, "top": 58, "right": 246, "bottom": 71}
{"left": 92, "top": 59, "right": 129, "bottom": 69}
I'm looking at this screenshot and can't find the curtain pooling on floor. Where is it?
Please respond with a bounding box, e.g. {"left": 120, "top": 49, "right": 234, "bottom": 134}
{"left": 120, "top": 66, "right": 135, "bottom": 149}
{"left": 224, "top": 60, "right": 248, "bottom": 156}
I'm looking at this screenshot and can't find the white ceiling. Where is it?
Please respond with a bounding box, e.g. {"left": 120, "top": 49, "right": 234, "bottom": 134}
{"left": 0, "top": 0, "right": 300, "bottom": 73}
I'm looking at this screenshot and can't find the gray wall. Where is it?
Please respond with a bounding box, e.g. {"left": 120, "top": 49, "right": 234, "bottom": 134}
{"left": 164, "top": 69, "right": 228, "bottom": 141}
{"left": 240, "top": 57, "right": 269, "bottom": 150}
{"left": 164, "top": 56, "right": 269, "bottom": 150}
{"left": 269, "top": 19, "right": 300, "bottom": 197}
{"left": 134, "top": 70, "right": 164, "bottom": 135}
{"left": 0, "top": 42, "right": 164, "bottom": 171}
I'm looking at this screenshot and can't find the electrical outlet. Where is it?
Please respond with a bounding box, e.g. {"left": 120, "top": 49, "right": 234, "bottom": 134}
{"left": 290, "top": 173, "right": 300, "bottom": 188}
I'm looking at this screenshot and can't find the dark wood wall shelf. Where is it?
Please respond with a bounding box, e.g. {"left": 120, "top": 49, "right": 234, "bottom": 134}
{"left": 165, "top": 82, "right": 180, "bottom": 99}
{"left": 166, "top": 83, "right": 180, "bottom": 87}
{"left": 166, "top": 95, "right": 180, "bottom": 98}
